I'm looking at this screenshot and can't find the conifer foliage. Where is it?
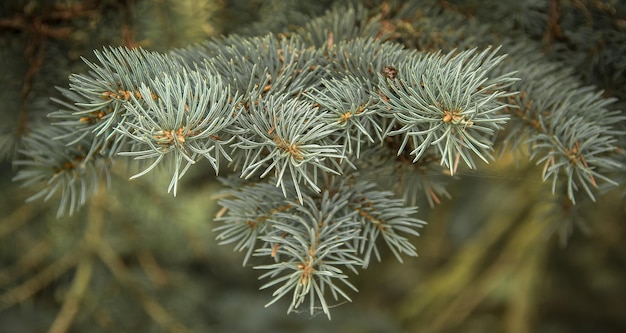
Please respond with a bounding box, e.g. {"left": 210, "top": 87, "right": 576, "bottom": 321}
{"left": 7, "top": 0, "right": 625, "bottom": 320}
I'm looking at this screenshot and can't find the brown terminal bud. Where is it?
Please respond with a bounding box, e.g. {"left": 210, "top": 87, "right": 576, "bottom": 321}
{"left": 382, "top": 65, "right": 398, "bottom": 80}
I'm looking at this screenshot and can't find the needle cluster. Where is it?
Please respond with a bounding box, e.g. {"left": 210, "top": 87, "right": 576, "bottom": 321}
{"left": 11, "top": 1, "right": 624, "bottom": 319}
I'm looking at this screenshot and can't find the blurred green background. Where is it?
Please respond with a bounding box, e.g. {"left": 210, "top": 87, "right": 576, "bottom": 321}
{"left": 1, "top": 1, "right": 625, "bottom": 332}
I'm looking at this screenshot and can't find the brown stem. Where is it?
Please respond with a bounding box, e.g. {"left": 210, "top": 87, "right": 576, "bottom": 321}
{"left": 95, "top": 240, "right": 195, "bottom": 333}
{"left": 0, "top": 250, "right": 81, "bottom": 311}
{"left": 47, "top": 185, "right": 106, "bottom": 333}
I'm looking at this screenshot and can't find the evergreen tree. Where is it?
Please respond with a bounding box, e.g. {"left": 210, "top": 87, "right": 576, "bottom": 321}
{"left": 1, "top": 0, "right": 625, "bottom": 332}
